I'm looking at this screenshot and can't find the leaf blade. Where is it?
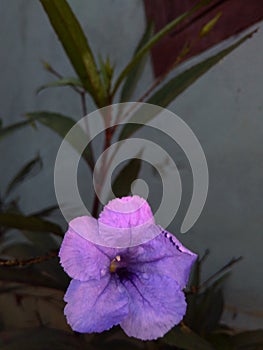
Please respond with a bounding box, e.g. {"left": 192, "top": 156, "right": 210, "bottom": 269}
{"left": 36, "top": 77, "right": 83, "bottom": 94}
{"left": 0, "top": 120, "right": 32, "bottom": 142}
{"left": 112, "top": 0, "right": 213, "bottom": 96}
{"left": 5, "top": 155, "right": 43, "bottom": 197}
{"left": 148, "top": 30, "right": 257, "bottom": 107}
{"left": 118, "top": 30, "right": 257, "bottom": 140}
{"left": 120, "top": 21, "right": 154, "bottom": 102}
{"left": 26, "top": 111, "right": 93, "bottom": 166}
{"left": 0, "top": 213, "right": 63, "bottom": 236}
{"left": 163, "top": 325, "right": 214, "bottom": 350}
{"left": 39, "top": 0, "right": 105, "bottom": 106}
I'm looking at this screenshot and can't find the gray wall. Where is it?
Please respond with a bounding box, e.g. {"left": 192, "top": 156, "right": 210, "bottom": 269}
{"left": 0, "top": 0, "right": 262, "bottom": 328}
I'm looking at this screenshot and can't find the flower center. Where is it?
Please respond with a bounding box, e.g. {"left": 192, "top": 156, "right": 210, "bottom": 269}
{"left": 110, "top": 255, "right": 130, "bottom": 282}
{"left": 109, "top": 255, "right": 122, "bottom": 273}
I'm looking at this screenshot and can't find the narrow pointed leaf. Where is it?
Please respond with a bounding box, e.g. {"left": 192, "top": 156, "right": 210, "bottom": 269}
{"left": 0, "top": 120, "right": 32, "bottom": 142}
{"left": 99, "top": 55, "right": 114, "bottom": 94}
{"left": 147, "top": 30, "right": 256, "bottom": 107}
{"left": 194, "top": 287, "right": 224, "bottom": 333}
{"left": 120, "top": 21, "right": 154, "bottom": 102}
{"left": 0, "top": 213, "right": 63, "bottom": 236}
{"left": 26, "top": 112, "right": 93, "bottom": 166}
{"left": 112, "top": 0, "right": 213, "bottom": 96}
{"left": 0, "top": 266, "right": 67, "bottom": 290}
{"left": 206, "top": 334, "right": 232, "bottom": 350}
{"left": 163, "top": 325, "right": 214, "bottom": 350}
{"left": 232, "top": 330, "right": 263, "bottom": 348}
{"left": 36, "top": 77, "right": 83, "bottom": 94}
{"left": 30, "top": 204, "right": 59, "bottom": 218}
{"left": 39, "top": 0, "right": 105, "bottom": 106}
{"left": 5, "top": 155, "right": 43, "bottom": 197}
{"left": 0, "top": 328, "right": 86, "bottom": 349}
{"left": 119, "top": 30, "right": 256, "bottom": 140}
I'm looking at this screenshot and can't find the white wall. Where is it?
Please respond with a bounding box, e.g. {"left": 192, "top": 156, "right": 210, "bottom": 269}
{"left": 0, "top": 0, "right": 262, "bottom": 329}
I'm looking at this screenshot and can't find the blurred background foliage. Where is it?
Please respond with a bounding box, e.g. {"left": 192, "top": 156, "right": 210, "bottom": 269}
{"left": 0, "top": 0, "right": 262, "bottom": 349}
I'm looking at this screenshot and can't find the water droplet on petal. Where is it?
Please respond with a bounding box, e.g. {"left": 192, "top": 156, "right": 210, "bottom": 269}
{"left": 100, "top": 268, "right": 107, "bottom": 277}
{"left": 142, "top": 273, "right": 149, "bottom": 280}
{"left": 118, "top": 285, "right": 125, "bottom": 293}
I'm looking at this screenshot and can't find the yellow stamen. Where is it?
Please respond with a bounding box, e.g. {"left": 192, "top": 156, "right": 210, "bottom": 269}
{"left": 110, "top": 255, "right": 121, "bottom": 273}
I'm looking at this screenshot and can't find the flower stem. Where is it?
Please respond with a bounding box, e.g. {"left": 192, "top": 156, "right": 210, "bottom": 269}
{"left": 0, "top": 249, "right": 58, "bottom": 267}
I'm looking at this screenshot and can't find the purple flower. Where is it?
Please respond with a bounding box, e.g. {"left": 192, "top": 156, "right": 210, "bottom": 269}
{"left": 59, "top": 196, "right": 197, "bottom": 340}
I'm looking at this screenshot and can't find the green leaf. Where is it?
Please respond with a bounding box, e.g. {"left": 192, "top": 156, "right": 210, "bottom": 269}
{"left": 39, "top": 0, "right": 106, "bottom": 107}
{"left": 206, "top": 333, "right": 232, "bottom": 350}
{"left": 0, "top": 285, "right": 22, "bottom": 294}
{"left": 147, "top": 30, "right": 256, "bottom": 107}
{"left": 232, "top": 330, "right": 263, "bottom": 349}
{"left": 0, "top": 240, "right": 69, "bottom": 291}
{"left": 193, "top": 287, "right": 224, "bottom": 334}
{"left": 22, "top": 230, "right": 59, "bottom": 252}
{"left": 0, "top": 120, "right": 32, "bottom": 142}
{"left": 111, "top": 154, "right": 142, "bottom": 199}
{"left": 0, "top": 242, "right": 38, "bottom": 259}
{"left": 0, "top": 328, "right": 87, "bottom": 349}
{"left": 118, "top": 30, "right": 256, "bottom": 141}
{"left": 36, "top": 77, "right": 83, "bottom": 94}
{"left": 163, "top": 325, "right": 214, "bottom": 350}
{"left": 185, "top": 255, "right": 232, "bottom": 333}
{"left": 5, "top": 155, "right": 43, "bottom": 197}
{"left": 30, "top": 204, "right": 59, "bottom": 218}
{"left": 26, "top": 112, "right": 93, "bottom": 166}
{"left": 112, "top": 0, "right": 213, "bottom": 96}
{"left": 99, "top": 55, "right": 114, "bottom": 95}
{"left": 97, "top": 340, "right": 143, "bottom": 350}
{"left": 184, "top": 260, "right": 201, "bottom": 328}
{"left": 0, "top": 265, "right": 67, "bottom": 290}
{"left": 0, "top": 213, "right": 63, "bottom": 236}
{"left": 186, "top": 267, "right": 227, "bottom": 334}
{"left": 120, "top": 21, "right": 154, "bottom": 102}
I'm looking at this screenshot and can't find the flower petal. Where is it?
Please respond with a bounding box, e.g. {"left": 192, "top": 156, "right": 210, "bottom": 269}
{"left": 120, "top": 274, "right": 186, "bottom": 340}
{"left": 128, "top": 229, "right": 197, "bottom": 289}
{"left": 59, "top": 226, "right": 113, "bottom": 281}
{"left": 99, "top": 195, "right": 155, "bottom": 228}
{"left": 64, "top": 276, "right": 129, "bottom": 333}
{"left": 97, "top": 196, "right": 160, "bottom": 248}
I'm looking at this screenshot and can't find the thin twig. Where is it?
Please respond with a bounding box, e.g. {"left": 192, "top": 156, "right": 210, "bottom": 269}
{"left": 44, "top": 63, "right": 63, "bottom": 80}
{"left": 44, "top": 62, "right": 84, "bottom": 94}
{"left": 0, "top": 249, "right": 58, "bottom": 267}
{"left": 91, "top": 104, "right": 113, "bottom": 217}
{"left": 199, "top": 248, "right": 210, "bottom": 264}
{"left": 198, "top": 256, "right": 243, "bottom": 290}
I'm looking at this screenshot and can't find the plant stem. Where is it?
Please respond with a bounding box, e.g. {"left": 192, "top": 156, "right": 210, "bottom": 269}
{"left": 0, "top": 249, "right": 58, "bottom": 267}
{"left": 44, "top": 62, "right": 84, "bottom": 94}
{"left": 91, "top": 104, "right": 113, "bottom": 217}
